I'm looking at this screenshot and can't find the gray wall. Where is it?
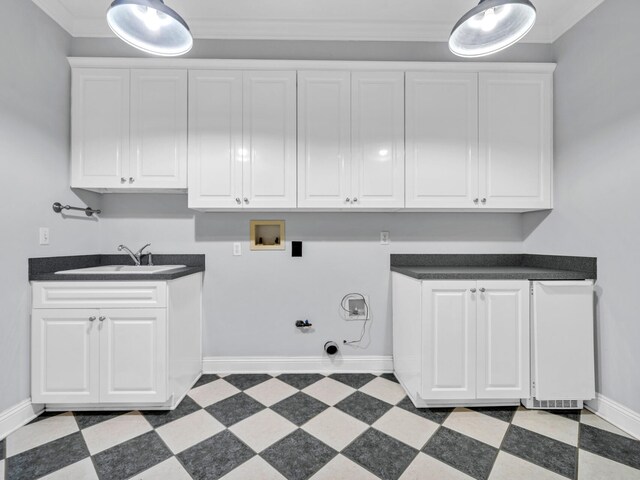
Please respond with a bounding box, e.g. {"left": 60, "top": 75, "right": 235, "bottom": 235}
{"left": 97, "top": 195, "right": 524, "bottom": 359}
{"left": 0, "top": 1, "right": 101, "bottom": 412}
{"left": 70, "top": 38, "right": 554, "bottom": 62}
{"left": 524, "top": 0, "right": 640, "bottom": 413}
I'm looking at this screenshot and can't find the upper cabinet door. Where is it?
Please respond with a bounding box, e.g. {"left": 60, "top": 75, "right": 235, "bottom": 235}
{"left": 71, "top": 68, "right": 130, "bottom": 189}
{"left": 479, "top": 73, "right": 552, "bottom": 209}
{"left": 351, "top": 72, "right": 405, "bottom": 209}
{"left": 130, "top": 69, "right": 188, "bottom": 189}
{"left": 421, "top": 281, "right": 477, "bottom": 400}
{"left": 242, "top": 71, "right": 297, "bottom": 209}
{"left": 188, "top": 70, "right": 243, "bottom": 209}
{"left": 476, "top": 281, "right": 530, "bottom": 399}
{"left": 298, "top": 71, "right": 351, "bottom": 208}
{"left": 406, "top": 72, "right": 479, "bottom": 209}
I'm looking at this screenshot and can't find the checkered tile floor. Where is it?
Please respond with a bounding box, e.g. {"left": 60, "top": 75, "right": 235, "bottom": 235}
{"left": 2, "top": 373, "right": 640, "bottom": 480}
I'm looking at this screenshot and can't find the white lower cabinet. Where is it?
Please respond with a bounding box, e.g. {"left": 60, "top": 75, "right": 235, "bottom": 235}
{"left": 393, "top": 273, "right": 530, "bottom": 407}
{"left": 31, "top": 309, "right": 100, "bottom": 403}
{"left": 31, "top": 275, "right": 202, "bottom": 409}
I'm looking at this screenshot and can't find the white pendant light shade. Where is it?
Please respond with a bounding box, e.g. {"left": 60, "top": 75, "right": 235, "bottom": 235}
{"left": 449, "top": 0, "right": 537, "bottom": 58}
{"left": 107, "top": 0, "right": 193, "bottom": 56}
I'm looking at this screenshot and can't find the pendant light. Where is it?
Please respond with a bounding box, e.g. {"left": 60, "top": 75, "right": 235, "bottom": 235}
{"left": 107, "top": 0, "right": 193, "bottom": 56}
{"left": 449, "top": 0, "right": 537, "bottom": 58}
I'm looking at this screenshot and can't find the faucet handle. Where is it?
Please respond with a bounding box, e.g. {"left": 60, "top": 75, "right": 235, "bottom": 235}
{"left": 136, "top": 243, "right": 151, "bottom": 256}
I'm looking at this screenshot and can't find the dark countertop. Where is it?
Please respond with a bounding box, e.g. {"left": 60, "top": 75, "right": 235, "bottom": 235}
{"left": 391, "top": 254, "right": 596, "bottom": 281}
{"left": 29, "top": 254, "right": 205, "bottom": 281}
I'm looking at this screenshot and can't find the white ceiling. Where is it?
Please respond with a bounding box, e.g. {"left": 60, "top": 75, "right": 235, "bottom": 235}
{"left": 32, "top": 0, "right": 604, "bottom": 43}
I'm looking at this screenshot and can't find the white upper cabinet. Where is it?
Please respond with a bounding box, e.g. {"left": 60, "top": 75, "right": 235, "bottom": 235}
{"left": 130, "top": 69, "right": 187, "bottom": 189}
{"left": 242, "top": 71, "right": 297, "bottom": 208}
{"left": 70, "top": 60, "right": 553, "bottom": 210}
{"left": 71, "top": 68, "right": 187, "bottom": 191}
{"left": 298, "top": 70, "right": 405, "bottom": 209}
{"left": 188, "top": 70, "right": 297, "bottom": 210}
{"left": 479, "top": 73, "right": 552, "bottom": 209}
{"left": 71, "top": 68, "right": 130, "bottom": 190}
{"left": 188, "top": 70, "right": 243, "bottom": 209}
{"left": 298, "top": 71, "right": 352, "bottom": 208}
{"left": 406, "top": 72, "right": 479, "bottom": 208}
{"left": 351, "top": 72, "right": 405, "bottom": 209}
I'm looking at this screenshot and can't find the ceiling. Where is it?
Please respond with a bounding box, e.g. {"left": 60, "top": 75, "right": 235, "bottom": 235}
{"left": 32, "top": 0, "right": 604, "bottom": 43}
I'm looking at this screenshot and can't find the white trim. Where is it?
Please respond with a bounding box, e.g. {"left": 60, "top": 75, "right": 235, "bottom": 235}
{"left": 0, "top": 399, "right": 43, "bottom": 441}
{"left": 202, "top": 356, "right": 393, "bottom": 374}
{"left": 586, "top": 393, "right": 640, "bottom": 440}
{"left": 68, "top": 57, "right": 556, "bottom": 73}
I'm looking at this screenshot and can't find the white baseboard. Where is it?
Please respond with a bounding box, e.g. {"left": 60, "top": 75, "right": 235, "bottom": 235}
{"left": 0, "top": 399, "right": 43, "bottom": 440}
{"left": 203, "top": 355, "right": 393, "bottom": 375}
{"left": 586, "top": 393, "right": 640, "bottom": 440}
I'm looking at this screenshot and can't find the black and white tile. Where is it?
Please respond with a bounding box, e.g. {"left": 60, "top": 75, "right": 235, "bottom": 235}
{"left": 2, "top": 373, "right": 639, "bottom": 480}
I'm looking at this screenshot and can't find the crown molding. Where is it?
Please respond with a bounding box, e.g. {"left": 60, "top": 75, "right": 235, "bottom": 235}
{"left": 33, "top": 0, "right": 600, "bottom": 44}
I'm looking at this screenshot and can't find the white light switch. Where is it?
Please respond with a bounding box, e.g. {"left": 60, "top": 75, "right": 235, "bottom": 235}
{"left": 39, "top": 227, "right": 50, "bottom": 245}
{"left": 380, "top": 231, "right": 390, "bottom": 245}
{"left": 233, "top": 242, "right": 242, "bottom": 256}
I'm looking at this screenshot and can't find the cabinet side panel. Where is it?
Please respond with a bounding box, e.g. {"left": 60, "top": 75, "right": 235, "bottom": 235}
{"left": 168, "top": 273, "right": 203, "bottom": 400}
{"left": 391, "top": 273, "right": 422, "bottom": 399}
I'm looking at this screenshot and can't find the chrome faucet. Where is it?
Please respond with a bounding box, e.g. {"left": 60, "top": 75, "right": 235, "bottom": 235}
{"left": 117, "top": 243, "right": 151, "bottom": 266}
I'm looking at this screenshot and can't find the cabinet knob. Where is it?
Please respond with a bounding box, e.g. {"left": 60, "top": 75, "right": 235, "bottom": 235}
{"left": 481, "top": 198, "right": 487, "bottom": 204}
{"left": 89, "top": 316, "right": 96, "bottom": 322}
{"left": 473, "top": 198, "right": 479, "bottom": 204}
{"left": 470, "top": 288, "right": 477, "bottom": 293}
{"left": 345, "top": 197, "right": 351, "bottom": 203}
{"left": 352, "top": 197, "right": 358, "bottom": 203}
{"left": 98, "top": 316, "right": 106, "bottom": 322}
{"left": 479, "top": 287, "right": 486, "bottom": 293}
{"left": 235, "top": 197, "right": 241, "bottom": 205}
{"left": 243, "top": 197, "right": 249, "bottom": 204}
{"left": 129, "top": 177, "right": 135, "bottom": 183}
{"left": 120, "top": 177, "right": 126, "bottom": 183}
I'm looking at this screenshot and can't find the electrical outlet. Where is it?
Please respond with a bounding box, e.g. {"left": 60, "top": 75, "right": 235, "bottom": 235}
{"left": 39, "top": 227, "right": 50, "bottom": 245}
{"left": 233, "top": 242, "right": 242, "bottom": 256}
{"left": 380, "top": 231, "right": 390, "bottom": 245}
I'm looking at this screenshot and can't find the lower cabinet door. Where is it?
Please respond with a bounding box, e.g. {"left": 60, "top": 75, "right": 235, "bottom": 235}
{"left": 421, "top": 281, "right": 477, "bottom": 400}
{"left": 99, "top": 308, "right": 168, "bottom": 403}
{"left": 32, "top": 309, "right": 100, "bottom": 403}
{"left": 476, "top": 281, "right": 530, "bottom": 399}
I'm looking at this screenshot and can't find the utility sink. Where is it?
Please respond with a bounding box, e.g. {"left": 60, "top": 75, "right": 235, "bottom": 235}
{"left": 56, "top": 265, "right": 186, "bottom": 274}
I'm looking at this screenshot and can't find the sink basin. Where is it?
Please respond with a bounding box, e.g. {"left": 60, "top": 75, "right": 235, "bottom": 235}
{"left": 56, "top": 265, "right": 186, "bottom": 274}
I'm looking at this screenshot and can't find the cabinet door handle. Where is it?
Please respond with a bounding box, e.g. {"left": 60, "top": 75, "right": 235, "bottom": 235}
{"left": 481, "top": 198, "right": 487, "bottom": 204}
{"left": 129, "top": 177, "right": 135, "bottom": 183}
{"left": 345, "top": 197, "right": 351, "bottom": 203}
{"left": 235, "top": 197, "right": 241, "bottom": 205}
{"left": 352, "top": 197, "right": 358, "bottom": 203}
{"left": 479, "top": 287, "right": 486, "bottom": 293}
{"left": 98, "top": 316, "right": 106, "bottom": 322}
{"left": 120, "top": 177, "right": 126, "bottom": 183}
{"left": 243, "top": 197, "right": 249, "bottom": 204}
{"left": 89, "top": 316, "right": 96, "bottom": 322}
{"left": 470, "top": 288, "right": 477, "bottom": 293}
{"left": 473, "top": 198, "right": 479, "bottom": 204}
